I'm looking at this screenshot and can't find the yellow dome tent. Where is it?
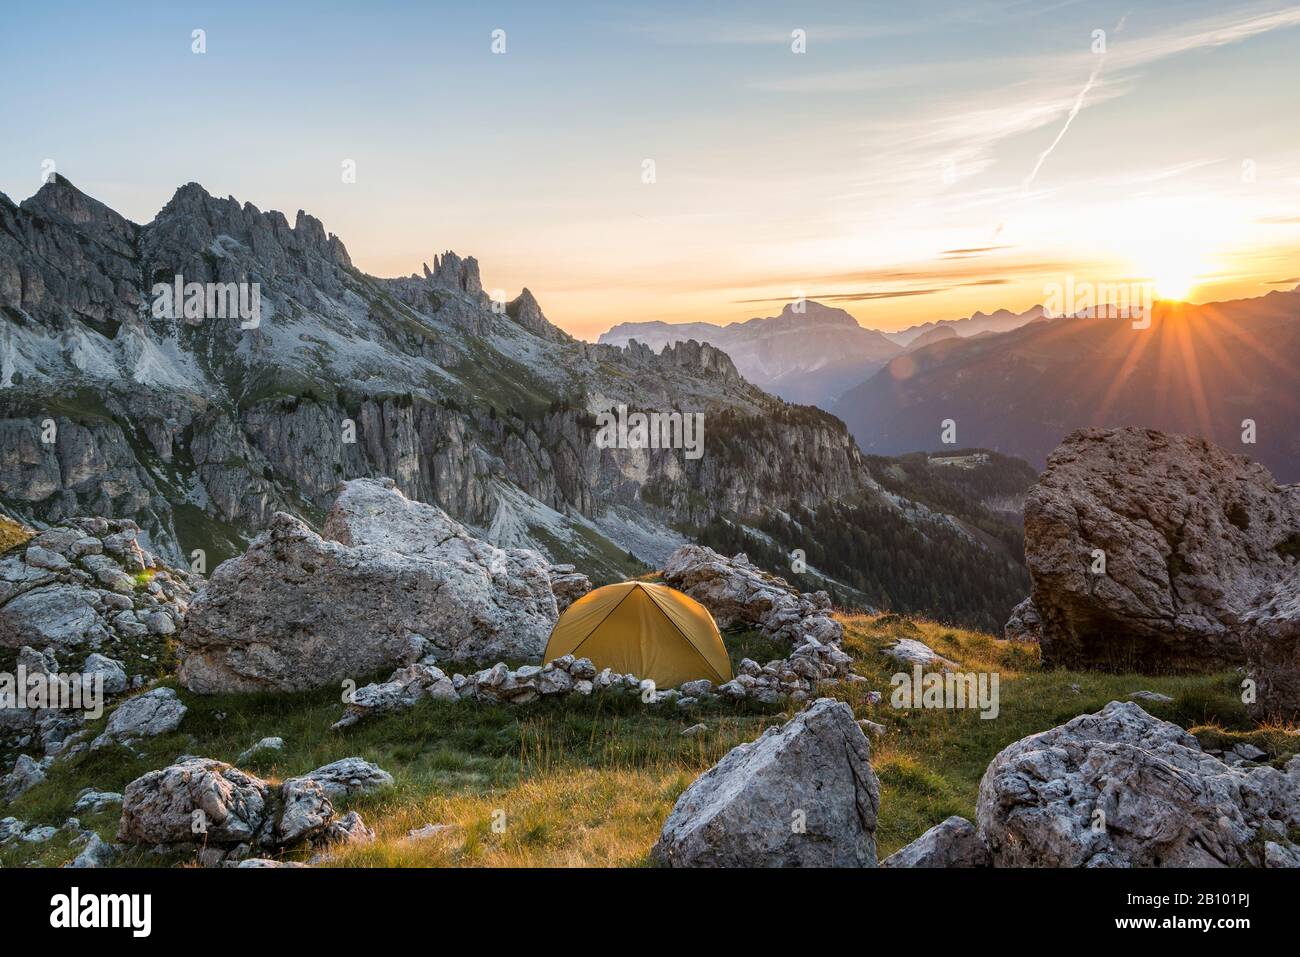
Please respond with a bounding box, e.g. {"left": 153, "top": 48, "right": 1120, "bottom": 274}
{"left": 544, "top": 581, "right": 733, "bottom": 688}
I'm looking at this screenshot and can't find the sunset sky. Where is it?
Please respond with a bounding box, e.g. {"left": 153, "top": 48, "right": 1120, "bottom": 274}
{"left": 3, "top": 0, "right": 1299, "bottom": 339}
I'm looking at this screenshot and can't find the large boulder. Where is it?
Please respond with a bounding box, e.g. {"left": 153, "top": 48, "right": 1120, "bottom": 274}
{"left": 1019, "top": 428, "right": 1300, "bottom": 670}
{"left": 118, "top": 758, "right": 270, "bottom": 846}
{"left": 976, "top": 700, "right": 1300, "bottom": 867}
{"left": 652, "top": 698, "right": 879, "bottom": 867}
{"left": 178, "top": 479, "right": 558, "bottom": 692}
{"left": 1243, "top": 578, "right": 1300, "bottom": 721}
{"left": 662, "top": 544, "right": 843, "bottom": 644}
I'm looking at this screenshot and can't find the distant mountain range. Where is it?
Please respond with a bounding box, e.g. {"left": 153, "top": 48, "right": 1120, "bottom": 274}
{"left": 833, "top": 288, "right": 1300, "bottom": 481}
{"left": 598, "top": 302, "right": 1046, "bottom": 406}
{"left": 600, "top": 288, "right": 1300, "bottom": 482}
{"left": 883, "top": 305, "right": 1047, "bottom": 346}
{"left": 598, "top": 302, "right": 901, "bottom": 407}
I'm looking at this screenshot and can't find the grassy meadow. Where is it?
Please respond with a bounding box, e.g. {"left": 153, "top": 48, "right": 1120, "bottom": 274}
{"left": 3, "top": 612, "right": 1294, "bottom": 868}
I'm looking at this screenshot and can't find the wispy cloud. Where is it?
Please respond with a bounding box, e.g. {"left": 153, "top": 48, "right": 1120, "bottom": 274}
{"left": 941, "top": 245, "right": 1016, "bottom": 257}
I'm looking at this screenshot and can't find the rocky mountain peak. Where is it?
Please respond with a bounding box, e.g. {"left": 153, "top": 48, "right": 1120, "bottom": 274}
{"left": 20, "top": 174, "right": 137, "bottom": 244}
{"left": 424, "top": 250, "right": 482, "bottom": 295}
{"left": 142, "top": 181, "right": 353, "bottom": 274}
{"left": 660, "top": 339, "right": 741, "bottom": 383}
{"left": 506, "top": 287, "right": 569, "bottom": 343}
{"left": 775, "top": 300, "right": 858, "bottom": 327}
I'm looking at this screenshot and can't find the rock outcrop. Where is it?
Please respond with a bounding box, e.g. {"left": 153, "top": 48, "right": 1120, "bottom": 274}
{"left": 117, "top": 755, "right": 385, "bottom": 859}
{"left": 1002, "top": 597, "right": 1041, "bottom": 643}
{"left": 651, "top": 698, "right": 879, "bottom": 868}
{"left": 662, "top": 544, "right": 843, "bottom": 644}
{"left": 177, "top": 479, "right": 559, "bottom": 693}
{"left": 977, "top": 700, "right": 1300, "bottom": 867}
{"left": 1017, "top": 428, "right": 1300, "bottom": 670}
{"left": 0, "top": 517, "right": 193, "bottom": 652}
{"left": 548, "top": 564, "right": 592, "bottom": 612}
{"left": 118, "top": 758, "right": 269, "bottom": 846}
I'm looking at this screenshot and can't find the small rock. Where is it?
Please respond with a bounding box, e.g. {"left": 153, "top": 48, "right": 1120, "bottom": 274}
{"left": 2, "top": 753, "right": 46, "bottom": 801}
{"left": 302, "top": 757, "right": 394, "bottom": 801}
{"left": 882, "top": 816, "right": 989, "bottom": 868}
{"left": 408, "top": 823, "right": 454, "bottom": 840}
{"left": 92, "top": 687, "right": 187, "bottom": 749}
{"left": 73, "top": 789, "right": 124, "bottom": 815}
{"left": 1233, "top": 742, "right": 1268, "bottom": 762}
{"left": 23, "top": 825, "right": 58, "bottom": 843}
{"left": 679, "top": 679, "right": 714, "bottom": 698}
{"left": 318, "top": 810, "right": 374, "bottom": 848}
{"left": 25, "top": 546, "right": 72, "bottom": 573}
{"left": 66, "top": 833, "right": 117, "bottom": 868}
{"left": 275, "top": 777, "right": 335, "bottom": 846}
{"left": 0, "top": 817, "right": 28, "bottom": 844}
{"left": 82, "top": 653, "right": 128, "bottom": 695}
{"left": 237, "top": 736, "right": 286, "bottom": 764}
{"left": 236, "top": 858, "right": 309, "bottom": 868}
{"left": 1127, "top": 690, "right": 1174, "bottom": 704}
{"left": 883, "top": 638, "right": 956, "bottom": 670}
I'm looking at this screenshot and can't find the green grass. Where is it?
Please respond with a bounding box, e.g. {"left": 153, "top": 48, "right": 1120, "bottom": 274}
{"left": 3, "top": 613, "right": 1294, "bottom": 867}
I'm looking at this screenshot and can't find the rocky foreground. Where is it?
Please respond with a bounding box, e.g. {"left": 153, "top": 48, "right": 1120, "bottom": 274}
{"left": 178, "top": 478, "right": 569, "bottom": 693}
{"left": 2, "top": 427, "right": 1298, "bottom": 868}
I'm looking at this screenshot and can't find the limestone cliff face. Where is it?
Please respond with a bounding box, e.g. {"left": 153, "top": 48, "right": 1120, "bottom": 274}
{"left": 0, "top": 177, "right": 900, "bottom": 578}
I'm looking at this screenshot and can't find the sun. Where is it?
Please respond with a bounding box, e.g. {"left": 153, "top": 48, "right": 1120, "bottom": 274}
{"left": 1136, "top": 243, "right": 1210, "bottom": 302}
{"left": 1149, "top": 263, "right": 1198, "bottom": 301}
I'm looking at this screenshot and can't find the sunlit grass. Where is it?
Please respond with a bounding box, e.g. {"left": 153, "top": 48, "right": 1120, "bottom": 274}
{"left": 0, "top": 515, "right": 33, "bottom": 554}
{"left": 4, "top": 612, "right": 1294, "bottom": 867}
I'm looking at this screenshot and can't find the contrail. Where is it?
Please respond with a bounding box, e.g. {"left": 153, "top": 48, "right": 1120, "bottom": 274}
{"left": 1022, "top": 56, "right": 1103, "bottom": 189}
{"left": 1022, "top": 15, "right": 1127, "bottom": 189}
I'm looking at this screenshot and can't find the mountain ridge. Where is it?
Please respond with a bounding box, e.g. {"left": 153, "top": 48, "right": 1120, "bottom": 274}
{"left": 0, "top": 176, "right": 1032, "bottom": 625}
{"left": 833, "top": 291, "right": 1300, "bottom": 481}
{"left": 597, "top": 300, "right": 1050, "bottom": 406}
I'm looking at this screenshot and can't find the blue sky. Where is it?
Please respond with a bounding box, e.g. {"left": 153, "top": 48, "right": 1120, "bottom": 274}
{"left": 3, "top": 0, "right": 1299, "bottom": 336}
